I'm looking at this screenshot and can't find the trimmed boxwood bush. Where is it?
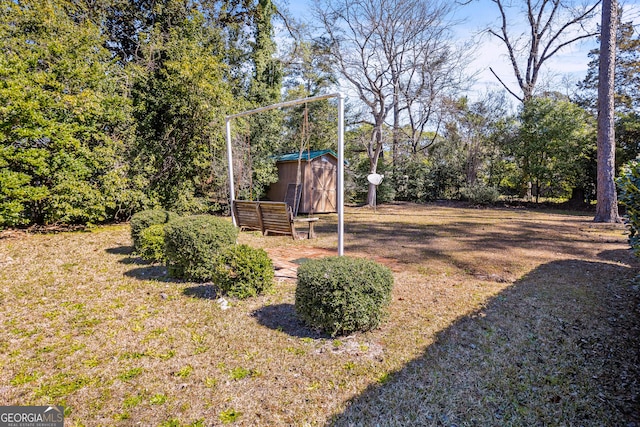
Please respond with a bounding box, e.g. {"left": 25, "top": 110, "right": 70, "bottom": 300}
{"left": 130, "top": 209, "right": 177, "bottom": 252}
{"left": 137, "top": 224, "right": 166, "bottom": 263}
{"left": 295, "top": 256, "right": 394, "bottom": 336}
{"left": 164, "top": 215, "right": 238, "bottom": 281}
{"left": 214, "top": 244, "right": 274, "bottom": 299}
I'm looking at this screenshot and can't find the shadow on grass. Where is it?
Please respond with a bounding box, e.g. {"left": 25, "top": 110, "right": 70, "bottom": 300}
{"left": 119, "top": 257, "right": 153, "bottom": 265}
{"left": 105, "top": 245, "right": 153, "bottom": 266}
{"left": 252, "top": 303, "right": 329, "bottom": 339}
{"left": 598, "top": 248, "right": 635, "bottom": 263}
{"left": 329, "top": 255, "right": 640, "bottom": 426}
{"left": 105, "top": 245, "right": 134, "bottom": 255}
{"left": 124, "top": 265, "right": 176, "bottom": 282}
{"left": 183, "top": 284, "right": 219, "bottom": 300}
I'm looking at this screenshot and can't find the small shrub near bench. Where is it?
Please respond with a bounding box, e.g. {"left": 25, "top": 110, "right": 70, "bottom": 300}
{"left": 295, "top": 256, "right": 394, "bottom": 336}
{"left": 164, "top": 215, "right": 238, "bottom": 281}
{"left": 214, "top": 244, "right": 274, "bottom": 299}
{"left": 130, "top": 209, "right": 178, "bottom": 252}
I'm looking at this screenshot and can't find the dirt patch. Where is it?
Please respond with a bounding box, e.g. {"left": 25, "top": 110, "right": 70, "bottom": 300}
{"left": 265, "top": 246, "right": 403, "bottom": 283}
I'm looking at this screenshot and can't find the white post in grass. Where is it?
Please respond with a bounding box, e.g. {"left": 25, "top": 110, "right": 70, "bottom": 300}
{"left": 225, "top": 118, "right": 236, "bottom": 226}
{"left": 337, "top": 93, "right": 345, "bottom": 256}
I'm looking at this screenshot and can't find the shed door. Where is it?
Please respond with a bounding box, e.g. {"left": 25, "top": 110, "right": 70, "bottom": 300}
{"left": 311, "top": 163, "right": 336, "bottom": 213}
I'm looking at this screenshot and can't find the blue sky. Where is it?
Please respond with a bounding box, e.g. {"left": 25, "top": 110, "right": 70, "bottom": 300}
{"left": 280, "top": 0, "right": 640, "bottom": 101}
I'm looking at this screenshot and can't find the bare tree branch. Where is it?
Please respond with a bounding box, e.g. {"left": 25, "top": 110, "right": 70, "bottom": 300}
{"left": 486, "top": 0, "right": 600, "bottom": 101}
{"left": 316, "top": 0, "right": 464, "bottom": 205}
{"left": 489, "top": 67, "right": 524, "bottom": 102}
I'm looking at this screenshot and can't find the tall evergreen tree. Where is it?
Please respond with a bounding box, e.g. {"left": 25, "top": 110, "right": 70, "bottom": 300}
{"left": 249, "top": 0, "right": 281, "bottom": 104}
{"left": 131, "top": 3, "right": 234, "bottom": 212}
{"left": 576, "top": 15, "right": 640, "bottom": 167}
{"left": 235, "top": 0, "right": 283, "bottom": 201}
{"left": 594, "top": 0, "right": 621, "bottom": 223}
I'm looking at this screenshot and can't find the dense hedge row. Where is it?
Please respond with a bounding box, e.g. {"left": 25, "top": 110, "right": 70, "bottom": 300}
{"left": 617, "top": 159, "right": 640, "bottom": 256}
{"left": 131, "top": 214, "right": 397, "bottom": 323}
{"left": 131, "top": 214, "right": 274, "bottom": 299}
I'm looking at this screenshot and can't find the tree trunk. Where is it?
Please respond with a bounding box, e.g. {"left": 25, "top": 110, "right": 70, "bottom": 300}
{"left": 366, "top": 119, "right": 384, "bottom": 208}
{"left": 367, "top": 182, "right": 377, "bottom": 207}
{"left": 568, "top": 187, "right": 586, "bottom": 206}
{"left": 594, "top": 0, "right": 621, "bottom": 223}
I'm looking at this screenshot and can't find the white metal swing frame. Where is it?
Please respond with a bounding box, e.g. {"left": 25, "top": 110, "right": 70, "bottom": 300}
{"left": 225, "top": 93, "right": 346, "bottom": 256}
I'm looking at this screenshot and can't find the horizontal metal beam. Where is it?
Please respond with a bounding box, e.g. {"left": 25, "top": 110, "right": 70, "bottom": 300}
{"left": 225, "top": 93, "right": 342, "bottom": 120}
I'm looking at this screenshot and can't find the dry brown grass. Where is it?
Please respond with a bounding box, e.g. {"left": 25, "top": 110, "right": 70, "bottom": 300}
{"left": 0, "top": 202, "right": 638, "bottom": 426}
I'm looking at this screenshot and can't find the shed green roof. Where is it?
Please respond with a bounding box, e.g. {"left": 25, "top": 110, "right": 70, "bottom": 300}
{"left": 275, "top": 149, "right": 337, "bottom": 162}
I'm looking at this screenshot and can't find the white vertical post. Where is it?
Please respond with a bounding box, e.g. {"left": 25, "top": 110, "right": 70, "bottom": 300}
{"left": 225, "top": 118, "right": 236, "bottom": 226}
{"left": 337, "top": 93, "right": 345, "bottom": 256}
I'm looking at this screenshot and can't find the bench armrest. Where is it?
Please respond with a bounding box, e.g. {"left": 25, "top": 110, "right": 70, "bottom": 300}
{"left": 293, "top": 217, "right": 319, "bottom": 223}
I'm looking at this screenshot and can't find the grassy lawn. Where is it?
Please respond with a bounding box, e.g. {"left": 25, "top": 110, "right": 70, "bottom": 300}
{"left": 0, "top": 202, "right": 638, "bottom": 426}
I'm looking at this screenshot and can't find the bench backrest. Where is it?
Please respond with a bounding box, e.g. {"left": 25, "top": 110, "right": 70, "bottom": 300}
{"left": 232, "top": 200, "right": 295, "bottom": 237}
{"left": 233, "top": 200, "right": 263, "bottom": 232}
{"left": 258, "top": 201, "right": 294, "bottom": 236}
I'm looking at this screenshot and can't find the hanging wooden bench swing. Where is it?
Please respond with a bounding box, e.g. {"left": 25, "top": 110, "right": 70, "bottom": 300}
{"left": 230, "top": 103, "right": 318, "bottom": 240}
{"left": 225, "top": 93, "right": 345, "bottom": 254}
{"left": 232, "top": 200, "right": 318, "bottom": 239}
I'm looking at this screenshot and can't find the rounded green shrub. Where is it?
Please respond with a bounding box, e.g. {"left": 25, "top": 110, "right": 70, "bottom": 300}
{"left": 295, "top": 256, "right": 394, "bottom": 336}
{"left": 164, "top": 215, "right": 238, "bottom": 281}
{"left": 137, "top": 224, "right": 166, "bottom": 263}
{"left": 214, "top": 244, "right": 274, "bottom": 299}
{"left": 130, "top": 209, "right": 177, "bottom": 252}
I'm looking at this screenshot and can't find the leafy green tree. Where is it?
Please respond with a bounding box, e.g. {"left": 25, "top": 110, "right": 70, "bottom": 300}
{"left": 92, "top": 0, "right": 156, "bottom": 64}
{"left": 236, "top": 0, "right": 283, "bottom": 201}
{"left": 130, "top": 6, "right": 233, "bottom": 213}
{"left": 442, "top": 94, "right": 510, "bottom": 186}
{"left": 0, "top": 0, "right": 140, "bottom": 227}
{"left": 507, "top": 96, "right": 595, "bottom": 202}
{"left": 617, "top": 159, "right": 640, "bottom": 254}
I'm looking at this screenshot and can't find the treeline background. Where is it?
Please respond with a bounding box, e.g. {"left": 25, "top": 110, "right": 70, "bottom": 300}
{"left": 1, "top": 0, "right": 638, "bottom": 228}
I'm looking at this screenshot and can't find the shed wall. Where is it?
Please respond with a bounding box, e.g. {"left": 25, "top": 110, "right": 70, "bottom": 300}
{"left": 267, "top": 154, "right": 338, "bottom": 214}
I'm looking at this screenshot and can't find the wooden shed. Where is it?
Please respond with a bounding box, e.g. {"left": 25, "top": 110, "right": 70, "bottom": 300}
{"left": 267, "top": 149, "right": 338, "bottom": 214}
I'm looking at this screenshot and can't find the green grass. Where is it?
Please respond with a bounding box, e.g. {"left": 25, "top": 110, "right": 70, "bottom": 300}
{"left": 0, "top": 203, "right": 637, "bottom": 425}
